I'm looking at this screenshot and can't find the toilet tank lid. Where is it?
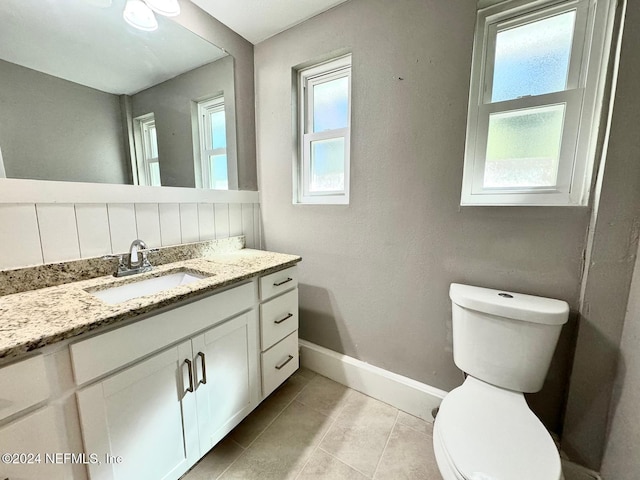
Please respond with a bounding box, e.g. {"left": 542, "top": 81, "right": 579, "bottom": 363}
{"left": 450, "top": 283, "right": 569, "bottom": 326}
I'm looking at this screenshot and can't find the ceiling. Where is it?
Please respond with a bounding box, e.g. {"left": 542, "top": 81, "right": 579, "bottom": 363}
{"left": 0, "top": 0, "right": 226, "bottom": 95}
{"left": 190, "top": 0, "right": 350, "bottom": 44}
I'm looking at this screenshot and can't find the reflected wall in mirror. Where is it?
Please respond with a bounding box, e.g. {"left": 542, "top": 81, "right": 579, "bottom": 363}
{"left": 0, "top": 0, "right": 238, "bottom": 189}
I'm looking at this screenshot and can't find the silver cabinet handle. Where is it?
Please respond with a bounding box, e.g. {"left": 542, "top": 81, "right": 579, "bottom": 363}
{"left": 197, "top": 352, "right": 207, "bottom": 386}
{"left": 184, "top": 359, "right": 195, "bottom": 393}
{"left": 275, "top": 355, "right": 294, "bottom": 370}
{"left": 273, "top": 277, "right": 293, "bottom": 287}
{"left": 274, "top": 313, "right": 293, "bottom": 325}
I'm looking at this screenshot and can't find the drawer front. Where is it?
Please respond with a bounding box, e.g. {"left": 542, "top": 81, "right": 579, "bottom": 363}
{"left": 261, "top": 331, "right": 299, "bottom": 398}
{"left": 259, "top": 266, "right": 298, "bottom": 301}
{"left": 260, "top": 289, "right": 298, "bottom": 351}
{"left": 0, "top": 355, "right": 49, "bottom": 422}
{"left": 70, "top": 281, "right": 257, "bottom": 386}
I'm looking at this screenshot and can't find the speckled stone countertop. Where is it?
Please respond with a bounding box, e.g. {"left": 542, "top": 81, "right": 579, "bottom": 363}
{"left": 0, "top": 248, "right": 301, "bottom": 360}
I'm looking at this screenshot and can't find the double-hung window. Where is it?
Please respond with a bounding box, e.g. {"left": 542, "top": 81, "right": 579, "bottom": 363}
{"left": 296, "top": 54, "right": 352, "bottom": 204}
{"left": 197, "top": 96, "right": 228, "bottom": 190}
{"left": 134, "top": 113, "right": 161, "bottom": 187}
{"left": 461, "top": 0, "right": 614, "bottom": 206}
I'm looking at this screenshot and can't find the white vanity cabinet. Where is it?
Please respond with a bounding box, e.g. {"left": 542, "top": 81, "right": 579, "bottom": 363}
{"left": 259, "top": 266, "right": 300, "bottom": 398}
{"left": 72, "top": 282, "right": 259, "bottom": 480}
{"left": 0, "top": 355, "right": 77, "bottom": 480}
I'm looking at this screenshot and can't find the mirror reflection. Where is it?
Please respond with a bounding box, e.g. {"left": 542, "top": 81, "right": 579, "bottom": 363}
{"left": 0, "top": 0, "right": 238, "bottom": 189}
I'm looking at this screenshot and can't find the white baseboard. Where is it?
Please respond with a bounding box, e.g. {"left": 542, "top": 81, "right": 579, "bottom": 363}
{"left": 298, "top": 340, "right": 447, "bottom": 422}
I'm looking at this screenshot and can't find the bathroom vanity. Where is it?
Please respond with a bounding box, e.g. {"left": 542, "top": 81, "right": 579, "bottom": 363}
{"left": 0, "top": 245, "right": 300, "bottom": 480}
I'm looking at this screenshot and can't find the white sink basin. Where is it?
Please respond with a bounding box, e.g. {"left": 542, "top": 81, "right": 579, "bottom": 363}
{"left": 88, "top": 270, "right": 210, "bottom": 305}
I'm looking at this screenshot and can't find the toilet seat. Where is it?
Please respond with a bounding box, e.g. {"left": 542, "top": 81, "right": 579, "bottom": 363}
{"left": 434, "top": 376, "right": 562, "bottom": 480}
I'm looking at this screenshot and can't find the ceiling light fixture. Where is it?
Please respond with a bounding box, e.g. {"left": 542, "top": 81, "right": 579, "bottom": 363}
{"left": 123, "top": 0, "right": 158, "bottom": 31}
{"left": 142, "top": 0, "right": 180, "bottom": 17}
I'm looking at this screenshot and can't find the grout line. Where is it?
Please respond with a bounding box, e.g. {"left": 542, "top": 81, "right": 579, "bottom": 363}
{"left": 293, "top": 388, "right": 353, "bottom": 480}
{"left": 214, "top": 377, "right": 316, "bottom": 479}
{"left": 318, "top": 447, "right": 372, "bottom": 479}
{"left": 371, "top": 410, "right": 400, "bottom": 480}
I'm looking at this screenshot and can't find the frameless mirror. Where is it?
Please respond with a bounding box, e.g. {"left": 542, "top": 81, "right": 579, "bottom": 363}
{"left": 0, "top": 0, "right": 238, "bottom": 189}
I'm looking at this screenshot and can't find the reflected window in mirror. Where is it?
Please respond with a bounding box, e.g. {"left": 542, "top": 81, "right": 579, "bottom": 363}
{"left": 197, "top": 96, "right": 228, "bottom": 189}
{"left": 134, "top": 113, "right": 161, "bottom": 186}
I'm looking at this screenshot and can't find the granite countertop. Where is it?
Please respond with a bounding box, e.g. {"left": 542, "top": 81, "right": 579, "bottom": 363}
{"left": 0, "top": 248, "right": 301, "bottom": 360}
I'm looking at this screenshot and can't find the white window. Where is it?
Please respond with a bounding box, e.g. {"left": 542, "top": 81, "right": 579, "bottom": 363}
{"left": 134, "top": 113, "right": 161, "bottom": 187}
{"left": 296, "top": 54, "right": 352, "bottom": 205}
{"left": 197, "top": 96, "right": 228, "bottom": 190}
{"left": 461, "top": 0, "right": 614, "bottom": 206}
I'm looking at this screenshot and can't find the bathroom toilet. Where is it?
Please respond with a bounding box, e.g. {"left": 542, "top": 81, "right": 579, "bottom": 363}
{"left": 433, "top": 283, "right": 569, "bottom": 480}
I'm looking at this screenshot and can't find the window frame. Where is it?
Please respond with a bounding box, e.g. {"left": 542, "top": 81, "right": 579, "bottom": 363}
{"left": 133, "top": 113, "right": 161, "bottom": 187}
{"left": 197, "top": 95, "right": 228, "bottom": 190}
{"left": 461, "top": 0, "right": 615, "bottom": 206}
{"left": 295, "top": 54, "right": 352, "bottom": 205}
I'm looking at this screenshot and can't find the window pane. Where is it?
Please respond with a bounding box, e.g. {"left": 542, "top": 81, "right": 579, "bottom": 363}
{"left": 149, "top": 125, "right": 158, "bottom": 158}
{"left": 209, "top": 110, "right": 226, "bottom": 150}
{"left": 149, "top": 162, "right": 161, "bottom": 187}
{"left": 310, "top": 137, "right": 345, "bottom": 192}
{"left": 209, "top": 154, "right": 228, "bottom": 190}
{"left": 491, "top": 11, "right": 576, "bottom": 102}
{"left": 313, "top": 76, "right": 349, "bottom": 132}
{"left": 484, "top": 104, "right": 565, "bottom": 188}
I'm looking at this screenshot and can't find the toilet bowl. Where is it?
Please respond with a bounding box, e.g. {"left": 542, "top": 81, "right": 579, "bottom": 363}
{"left": 433, "top": 284, "right": 569, "bottom": 480}
{"left": 433, "top": 376, "right": 563, "bottom": 480}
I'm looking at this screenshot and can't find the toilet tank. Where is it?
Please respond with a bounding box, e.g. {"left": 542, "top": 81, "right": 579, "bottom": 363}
{"left": 449, "top": 283, "right": 569, "bottom": 393}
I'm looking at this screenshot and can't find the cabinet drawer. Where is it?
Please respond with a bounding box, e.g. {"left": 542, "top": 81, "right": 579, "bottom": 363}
{"left": 260, "top": 289, "right": 298, "bottom": 351}
{"left": 260, "top": 266, "right": 298, "bottom": 301}
{"left": 0, "top": 355, "right": 49, "bottom": 422}
{"left": 261, "top": 331, "right": 299, "bottom": 398}
{"left": 70, "top": 281, "right": 256, "bottom": 385}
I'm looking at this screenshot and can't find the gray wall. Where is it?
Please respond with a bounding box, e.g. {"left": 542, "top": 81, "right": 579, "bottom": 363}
{"left": 600, "top": 247, "right": 640, "bottom": 479}
{"left": 562, "top": 0, "right": 640, "bottom": 470}
{"left": 131, "top": 56, "right": 236, "bottom": 188}
{"left": 176, "top": 2, "right": 257, "bottom": 191}
{"left": 0, "top": 59, "right": 128, "bottom": 184}
{"left": 255, "top": 0, "right": 590, "bottom": 433}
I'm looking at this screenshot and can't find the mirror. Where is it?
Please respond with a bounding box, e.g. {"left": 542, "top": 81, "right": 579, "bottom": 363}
{"left": 0, "top": 0, "right": 238, "bottom": 189}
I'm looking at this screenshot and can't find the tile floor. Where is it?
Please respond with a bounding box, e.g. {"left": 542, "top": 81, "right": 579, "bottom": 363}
{"left": 182, "top": 368, "right": 596, "bottom": 480}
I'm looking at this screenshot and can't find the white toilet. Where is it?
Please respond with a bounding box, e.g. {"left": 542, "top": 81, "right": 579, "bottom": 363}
{"left": 433, "top": 283, "right": 569, "bottom": 480}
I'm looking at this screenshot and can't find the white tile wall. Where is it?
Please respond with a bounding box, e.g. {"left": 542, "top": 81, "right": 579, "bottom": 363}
{"left": 179, "top": 204, "right": 200, "bottom": 243}
{"left": 0, "top": 201, "right": 260, "bottom": 270}
{"left": 36, "top": 204, "right": 81, "bottom": 263}
{"left": 159, "top": 203, "right": 181, "bottom": 247}
{"left": 0, "top": 204, "right": 43, "bottom": 269}
{"left": 198, "top": 203, "right": 216, "bottom": 241}
{"left": 214, "top": 204, "right": 230, "bottom": 239}
{"left": 135, "top": 204, "right": 161, "bottom": 248}
{"left": 107, "top": 204, "right": 138, "bottom": 253}
{"left": 229, "top": 203, "right": 243, "bottom": 237}
{"left": 76, "top": 204, "right": 112, "bottom": 259}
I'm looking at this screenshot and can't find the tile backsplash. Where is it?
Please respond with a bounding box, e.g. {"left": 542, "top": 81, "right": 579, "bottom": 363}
{"left": 0, "top": 202, "right": 261, "bottom": 270}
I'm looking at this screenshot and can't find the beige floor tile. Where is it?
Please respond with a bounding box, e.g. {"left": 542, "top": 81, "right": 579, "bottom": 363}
{"left": 374, "top": 423, "right": 442, "bottom": 480}
{"left": 230, "top": 371, "right": 310, "bottom": 447}
{"left": 181, "top": 436, "right": 244, "bottom": 480}
{"left": 219, "top": 401, "right": 333, "bottom": 480}
{"left": 295, "top": 367, "right": 318, "bottom": 381}
{"left": 397, "top": 410, "right": 434, "bottom": 436}
{"left": 296, "top": 375, "right": 352, "bottom": 418}
{"left": 320, "top": 391, "right": 398, "bottom": 477}
{"left": 297, "top": 449, "right": 368, "bottom": 480}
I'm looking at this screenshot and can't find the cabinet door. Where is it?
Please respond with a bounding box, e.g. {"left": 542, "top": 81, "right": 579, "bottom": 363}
{"left": 0, "top": 406, "right": 76, "bottom": 480}
{"left": 76, "top": 340, "right": 199, "bottom": 480}
{"left": 193, "top": 312, "right": 259, "bottom": 456}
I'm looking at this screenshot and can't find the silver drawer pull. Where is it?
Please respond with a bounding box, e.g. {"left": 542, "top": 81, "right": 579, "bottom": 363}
{"left": 273, "top": 277, "right": 293, "bottom": 287}
{"left": 197, "top": 352, "right": 207, "bottom": 386}
{"left": 274, "top": 313, "right": 293, "bottom": 325}
{"left": 275, "top": 355, "right": 294, "bottom": 370}
{"left": 184, "top": 359, "right": 195, "bottom": 393}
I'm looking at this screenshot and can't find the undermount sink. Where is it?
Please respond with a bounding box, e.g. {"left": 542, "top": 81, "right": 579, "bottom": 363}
{"left": 88, "top": 270, "right": 211, "bottom": 305}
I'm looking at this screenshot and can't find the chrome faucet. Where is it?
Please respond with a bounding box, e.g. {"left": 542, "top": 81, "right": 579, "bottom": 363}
{"left": 103, "top": 239, "right": 158, "bottom": 277}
